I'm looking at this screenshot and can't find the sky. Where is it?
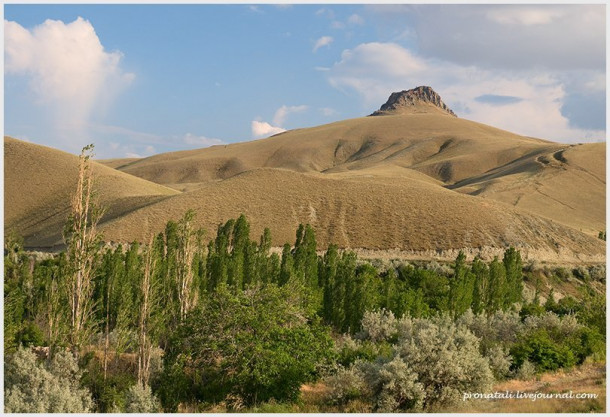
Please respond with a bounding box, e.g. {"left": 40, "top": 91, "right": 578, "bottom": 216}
{"left": 4, "top": 3, "right": 607, "bottom": 159}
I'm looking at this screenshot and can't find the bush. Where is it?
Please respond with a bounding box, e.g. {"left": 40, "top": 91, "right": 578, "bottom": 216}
{"left": 124, "top": 384, "right": 161, "bottom": 413}
{"left": 335, "top": 335, "right": 382, "bottom": 368}
{"left": 485, "top": 344, "right": 512, "bottom": 380}
{"left": 4, "top": 348, "right": 93, "bottom": 413}
{"left": 357, "top": 309, "right": 397, "bottom": 343}
{"left": 160, "top": 284, "right": 334, "bottom": 410}
{"left": 361, "top": 356, "right": 425, "bottom": 412}
{"left": 510, "top": 329, "right": 576, "bottom": 372}
{"left": 395, "top": 315, "right": 494, "bottom": 410}
{"left": 324, "top": 365, "right": 368, "bottom": 406}
{"left": 515, "top": 359, "right": 536, "bottom": 380}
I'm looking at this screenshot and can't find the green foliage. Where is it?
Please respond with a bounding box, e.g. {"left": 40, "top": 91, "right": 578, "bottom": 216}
{"left": 124, "top": 384, "right": 161, "bottom": 413}
{"left": 161, "top": 284, "right": 334, "bottom": 410}
{"left": 510, "top": 329, "right": 577, "bottom": 372}
{"left": 79, "top": 350, "right": 137, "bottom": 412}
{"left": 4, "top": 348, "right": 93, "bottom": 413}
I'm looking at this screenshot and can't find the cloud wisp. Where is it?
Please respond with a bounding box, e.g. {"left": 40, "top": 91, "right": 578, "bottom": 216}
{"left": 313, "top": 36, "right": 333, "bottom": 53}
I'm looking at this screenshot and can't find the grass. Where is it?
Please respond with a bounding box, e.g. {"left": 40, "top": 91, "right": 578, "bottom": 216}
{"left": 454, "top": 362, "right": 606, "bottom": 413}
{"left": 5, "top": 109, "right": 605, "bottom": 262}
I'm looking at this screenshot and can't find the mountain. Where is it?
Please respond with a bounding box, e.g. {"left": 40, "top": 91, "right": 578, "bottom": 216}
{"left": 5, "top": 87, "right": 605, "bottom": 261}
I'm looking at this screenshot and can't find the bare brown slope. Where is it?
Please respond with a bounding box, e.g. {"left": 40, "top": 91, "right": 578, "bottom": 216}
{"left": 451, "top": 143, "right": 606, "bottom": 236}
{"left": 4, "top": 137, "right": 180, "bottom": 248}
{"left": 98, "top": 168, "right": 604, "bottom": 262}
{"left": 117, "top": 113, "right": 551, "bottom": 187}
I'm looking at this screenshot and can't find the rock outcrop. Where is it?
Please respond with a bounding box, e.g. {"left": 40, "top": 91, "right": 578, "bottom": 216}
{"left": 371, "top": 86, "right": 457, "bottom": 117}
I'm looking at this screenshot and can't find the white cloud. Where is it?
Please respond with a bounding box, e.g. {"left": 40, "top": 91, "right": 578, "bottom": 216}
{"left": 348, "top": 14, "right": 365, "bottom": 25}
{"left": 272, "top": 104, "right": 308, "bottom": 126}
{"left": 485, "top": 6, "right": 566, "bottom": 26}
{"left": 252, "top": 104, "right": 308, "bottom": 139}
{"left": 326, "top": 42, "right": 605, "bottom": 143}
{"left": 320, "top": 107, "right": 338, "bottom": 117}
{"left": 313, "top": 36, "right": 333, "bottom": 53}
{"left": 183, "top": 132, "right": 225, "bottom": 147}
{"left": 251, "top": 121, "right": 286, "bottom": 138}
{"left": 4, "top": 17, "right": 134, "bottom": 150}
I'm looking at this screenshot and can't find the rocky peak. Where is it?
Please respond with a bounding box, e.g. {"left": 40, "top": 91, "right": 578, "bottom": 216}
{"left": 370, "top": 86, "right": 457, "bottom": 117}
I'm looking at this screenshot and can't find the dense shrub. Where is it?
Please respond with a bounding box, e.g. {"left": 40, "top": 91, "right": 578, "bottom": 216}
{"left": 325, "top": 365, "right": 368, "bottom": 406}
{"left": 357, "top": 309, "right": 397, "bottom": 343}
{"left": 395, "top": 315, "right": 494, "bottom": 410}
{"left": 124, "top": 384, "right": 161, "bottom": 413}
{"left": 341, "top": 312, "right": 493, "bottom": 411}
{"left": 515, "top": 359, "right": 536, "bottom": 380}
{"left": 485, "top": 344, "right": 513, "bottom": 380}
{"left": 4, "top": 348, "right": 93, "bottom": 413}
{"left": 510, "top": 329, "right": 576, "bottom": 372}
{"left": 360, "top": 356, "right": 425, "bottom": 412}
{"left": 160, "top": 284, "right": 334, "bottom": 410}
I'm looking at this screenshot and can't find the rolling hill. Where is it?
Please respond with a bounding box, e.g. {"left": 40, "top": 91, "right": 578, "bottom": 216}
{"left": 4, "top": 137, "right": 179, "bottom": 248}
{"left": 5, "top": 87, "right": 605, "bottom": 261}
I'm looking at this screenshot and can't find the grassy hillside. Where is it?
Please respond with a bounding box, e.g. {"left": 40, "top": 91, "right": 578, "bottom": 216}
{"left": 4, "top": 109, "right": 605, "bottom": 259}
{"left": 4, "top": 137, "right": 179, "bottom": 248}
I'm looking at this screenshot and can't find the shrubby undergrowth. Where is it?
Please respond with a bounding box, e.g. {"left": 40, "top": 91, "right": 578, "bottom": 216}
{"left": 4, "top": 206, "right": 605, "bottom": 412}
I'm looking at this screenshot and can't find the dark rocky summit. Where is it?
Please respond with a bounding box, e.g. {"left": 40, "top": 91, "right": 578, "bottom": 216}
{"left": 371, "top": 86, "right": 457, "bottom": 117}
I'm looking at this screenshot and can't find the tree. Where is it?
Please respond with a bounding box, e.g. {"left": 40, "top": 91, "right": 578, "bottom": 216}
{"left": 503, "top": 247, "right": 523, "bottom": 307}
{"left": 470, "top": 257, "right": 489, "bottom": 314}
{"left": 63, "top": 144, "right": 105, "bottom": 352}
{"left": 488, "top": 257, "right": 506, "bottom": 312}
{"left": 160, "top": 284, "right": 333, "bottom": 410}
{"left": 137, "top": 237, "right": 158, "bottom": 387}
{"left": 448, "top": 251, "right": 474, "bottom": 318}
{"left": 279, "top": 243, "right": 294, "bottom": 286}
{"left": 175, "top": 210, "right": 199, "bottom": 321}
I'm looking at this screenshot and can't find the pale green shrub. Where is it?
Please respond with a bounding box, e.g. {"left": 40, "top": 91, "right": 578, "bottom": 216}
{"left": 485, "top": 344, "right": 512, "bottom": 380}
{"left": 4, "top": 348, "right": 93, "bottom": 413}
{"left": 324, "top": 365, "right": 367, "bottom": 405}
{"left": 124, "top": 383, "right": 161, "bottom": 413}
{"left": 357, "top": 309, "right": 397, "bottom": 343}
{"left": 396, "top": 315, "right": 494, "bottom": 410}
{"left": 515, "top": 359, "right": 536, "bottom": 380}
{"left": 361, "top": 356, "right": 425, "bottom": 412}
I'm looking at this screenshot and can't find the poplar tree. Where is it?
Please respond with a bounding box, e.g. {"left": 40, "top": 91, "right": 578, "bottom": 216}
{"left": 63, "top": 144, "right": 105, "bottom": 353}
{"left": 503, "top": 247, "right": 523, "bottom": 306}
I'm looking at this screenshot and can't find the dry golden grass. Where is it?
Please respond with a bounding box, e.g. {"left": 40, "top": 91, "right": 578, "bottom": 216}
{"left": 96, "top": 157, "right": 140, "bottom": 169}
{"left": 94, "top": 167, "right": 604, "bottom": 262}
{"left": 4, "top": 136, "right": 179, "bottom": 247}
{"left": 452, "top": 142, "right": 606, "bottom": 236}
{"left": 455, "top": 362, "right": 606, "bottom": 413}
{"left": 115, "top": 112, "right": 604, "bottom": 238}
{"left": 4, "top": 111, "right": 605, "bottom": 260}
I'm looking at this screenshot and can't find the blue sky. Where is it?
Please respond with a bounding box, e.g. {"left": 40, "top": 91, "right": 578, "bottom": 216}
{"left": 4, "top": 4, "right": 606, "bottom": 158}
